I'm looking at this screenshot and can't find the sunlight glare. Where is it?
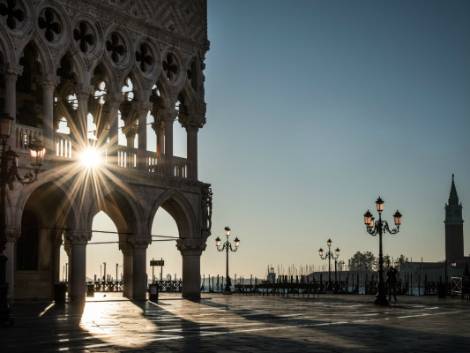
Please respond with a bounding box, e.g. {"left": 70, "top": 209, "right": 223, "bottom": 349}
{"left": 79, "top": 146, "right": 103, "bottom": 169}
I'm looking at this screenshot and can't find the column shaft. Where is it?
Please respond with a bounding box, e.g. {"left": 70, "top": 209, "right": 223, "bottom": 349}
{"left": 102, "top": 99, "right": 121, "bottom": 165}
{"left": 69, "top": 242, "right": 86, "bottom": 303}
{"left": 5, "top": 72, "right": 17, "bottom": 148}
{"left": 122, "top": 249, "right": 133, "bottom": 298}
{"left": 42, "top": 82, "right": 55, "bottom": 153}
{"left": 132, "top": 246, "right": 147, "bottom": 300}
{"left": 138, "top": 109, "right": 147, "bottom": 169}
{"left": 5, "top": 240, "right": 15, "bottom": 299}
{"left": 156, "top": 123, "right": 165, "bottom": 157}
{"left": 187, "top": 126, "right": 198, "bottom": 180}
{"left": 77, "top": 92, "right": 89, "bottom": 144}
{"left": 182, "top": 253, "right": 201, "bottom": 300}
{"left": 164, "top": 118, "right": 173, "bottom": 176}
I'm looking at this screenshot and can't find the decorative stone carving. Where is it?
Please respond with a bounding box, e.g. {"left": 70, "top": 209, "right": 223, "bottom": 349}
{"left": 0, "top": 0, "right": 25, "bottom": 30}
{"left": 176, "top": 237, "right": 206, "bottom": 256}
{"left": 135, "top": 42, "right": 154, "bottom": 73}
{"left": 105, "top": 31, "right": 127, "bottom": 65}
{"left": 73, "top": 21, "right": 95, "bottom": 54}
{"left": 127, "top": 237, "right": 150, "bottom": 249}
{"left": 162, "top": 52, "right": 179, "bottom": 82}
{"left": 201, "top": 184, "right": 212, "bottom": 237}
{"left": 38, "top": 7, "right": 62, "bottom": 42}
{"left": 64, "top": 231, "right": 89, "bottom": 245}
{"left": 100, "top": 0, "right": 207, "bottom": 44}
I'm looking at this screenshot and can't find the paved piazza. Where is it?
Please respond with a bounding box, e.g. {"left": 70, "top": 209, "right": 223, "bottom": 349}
{"left": 1, "top": 294, "right": 469, "bottom": 352}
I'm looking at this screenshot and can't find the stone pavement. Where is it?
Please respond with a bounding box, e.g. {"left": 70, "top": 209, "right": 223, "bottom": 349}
{"left": 1, "top": 293, "right": 469, "bottom": 352}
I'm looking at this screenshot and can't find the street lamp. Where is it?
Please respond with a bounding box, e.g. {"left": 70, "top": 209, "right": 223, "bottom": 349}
{"left": 363, "top": 196, "right": 402, "bottom": 306}
{"left": 0, "top": 114, "right": 45, "bottom": 325}
{"left": 215, "top": 226, "right": 240, "bottom": 293}
{"left": 318, "top": 238, "right": 340, "bottom": 291}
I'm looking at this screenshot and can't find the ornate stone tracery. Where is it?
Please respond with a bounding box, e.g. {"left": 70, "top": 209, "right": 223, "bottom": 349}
{"left": 73, "top": 21, "right": 95, "bottom": 54}
{"left": 105, "top": 31, "right": 127, "bottom": 65}
{"left": 0, "top": 0, "right": 25, "bottom": 30}
{"left": 38, "top": 7, "right": 62, "bottom": 43}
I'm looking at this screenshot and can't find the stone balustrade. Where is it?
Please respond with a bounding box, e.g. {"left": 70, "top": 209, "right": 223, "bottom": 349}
{"left": 13, "top": 124, "right": 189, "bottom": 179}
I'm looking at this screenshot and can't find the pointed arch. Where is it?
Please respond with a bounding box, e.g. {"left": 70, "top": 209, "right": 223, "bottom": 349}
{"left": 15, "top": 180, "right": 78, "bottom": 235}
{"left": 91, "top": 61, "right": 119, "bottom": 97}
{"left": 149, "top": 189, "right": 198, "bottom": 239}
{"left": 0, "top": 30, "right": 16, "bottom": 66}
{"left": 85, "top": 187, "right": 143, "bottom": 239}
{"left": 18, "top": 38, "right": 54, "bottom": 78}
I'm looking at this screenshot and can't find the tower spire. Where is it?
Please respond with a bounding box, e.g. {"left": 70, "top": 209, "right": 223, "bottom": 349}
{"left": 449, "top": 173, "right": 460, "bottom": 206}
{"left": 444, "top": 173, "right": 464, "bottom": 262}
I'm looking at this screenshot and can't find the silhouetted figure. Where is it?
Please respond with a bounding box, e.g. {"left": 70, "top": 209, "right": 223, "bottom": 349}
{"left": 387, "top": 266, "right": 398, "bottom": 303}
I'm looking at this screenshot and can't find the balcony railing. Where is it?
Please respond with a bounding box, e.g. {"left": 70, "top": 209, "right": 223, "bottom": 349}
{"left": 55, "top": 133, "right": 73, "bottom": 159}
{"left": 14, "top": 124, "right": 190, "bottom": 180}
{"left": 116, "top": 146, "right": 137, "bottom": 169}
{"left": 173, "top": 156, "right": 187, "bottom": 178}
{"left": 15, "top": 124, "right": 43, "bottom": 152}
{"left": 145, "top": 151, "right": 164, "bottom": 175}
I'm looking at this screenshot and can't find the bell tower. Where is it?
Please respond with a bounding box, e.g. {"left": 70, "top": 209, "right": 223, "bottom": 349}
{"left": 445, "top": 174, "right": 464, "bottom": 262}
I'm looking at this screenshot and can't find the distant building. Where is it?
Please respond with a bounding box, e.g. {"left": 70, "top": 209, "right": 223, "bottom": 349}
{"left": 445, "top": 174, "right": 465, "bottom": 263}
{"left": 401, "top": 175, "right": 469, "bottom": 284}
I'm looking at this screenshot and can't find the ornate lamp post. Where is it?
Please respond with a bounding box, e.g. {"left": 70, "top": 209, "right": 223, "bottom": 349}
{"left": 363, "top": 197, "right": 402, "bottom": 306}
{"left": 318, "top": 238, "right": 340, "bottom": 290}
{"left": 215, "top": 226, "right": 240, "bottom": 293}
{"left": 0, "top": 114, "right": 46, "bottom": 325}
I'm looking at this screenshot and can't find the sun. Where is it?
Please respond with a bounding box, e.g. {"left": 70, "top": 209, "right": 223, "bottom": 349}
{"left": 78, "top": 146, "right": 103, "bottom": 169}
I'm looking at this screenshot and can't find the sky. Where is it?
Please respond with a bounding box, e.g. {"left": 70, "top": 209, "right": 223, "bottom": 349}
{"left": 70, "top": 0, "right": 470, "bottom": 280}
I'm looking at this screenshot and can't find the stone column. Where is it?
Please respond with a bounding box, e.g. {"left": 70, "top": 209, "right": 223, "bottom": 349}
{"left": 77, "top": 89, "right": 91, "bottom": 144}
{"left": 161, "top": 108, "right": 176, "bottom": 176}
{"left": 105, "top": 97, "right": 123, "bottom": 165}
{"left": 177, "top": 238, "right": 206, "bottom": 300}
{"left": 68, "top": 236, "right": 87, "bottom": 303}
{"left": 186, "top": 125, "right": 199, "bottom": 180}
{"left": 5, "top": 71, "right": 17, "bottom": 148}
{"left": 42, "top": 81, "right": 56, "bottom": 153}
{"left": 4, "top": 233, "right": 16, "bottom": 299}
{"left": 121, "top": 244, "right": 133, "bottom": 298}
{"left": 137, "top": 103, "right": 151, "bottom": 170}
{"left": 155, "top": 121, "right": 165, "bottom": 157}
{"left": 52, "top": 233, "right": 63, "bottom": 284}
{"left": 132, "top": 241, "right": 148, "bottom": 301}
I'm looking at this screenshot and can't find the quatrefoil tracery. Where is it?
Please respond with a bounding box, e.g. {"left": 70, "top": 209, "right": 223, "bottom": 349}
{"left": 0, "top": 0, "right": 25, "bottom": 30}
{"left": 162, "top": 52, "right": 179, "bottom": 82}
{"left": 106, "top": 32, "right": 126, "bottom": 64}
{"left": 135, "top": 42, "right": 154, "bottom": 73}
{"left": 38, "top": 7, "right": 62, "bottom": 42}
{"left": 73, "top": 21, "right": 95, "bottom": 53}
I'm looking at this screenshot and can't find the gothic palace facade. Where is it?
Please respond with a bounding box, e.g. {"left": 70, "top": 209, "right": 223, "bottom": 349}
{"left": 0, "top": 0, "right": 212, "bottom": 302}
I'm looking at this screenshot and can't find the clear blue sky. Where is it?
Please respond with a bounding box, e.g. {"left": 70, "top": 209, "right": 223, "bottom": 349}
{"left": 77, "top": 0, "right": 470, "bottom": 280}
{"left": 199, "top": 0, "right": 470, "bottom": 277}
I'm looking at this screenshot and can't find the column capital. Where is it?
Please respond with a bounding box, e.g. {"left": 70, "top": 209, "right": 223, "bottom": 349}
{"left": 157, "top": 106, "right": 178, "bottom": 123}
{"left": 44, "top": 73, "right": 59, "bottom": 86}
{"left": 2, "top": 227, "right": 20, "bottom": 244}
{"left": 65, "top": 232, "right": 89, "bottom": 245}
{"left": 128, "top": 237, "right": 151, "bottom": 249}
{"left": 5, "top": 63, "right": 23, "bottom": 76}
{"left": 136, "top": 101, "right": 152, "bottom": 115}
{"left": 41, "top": 81, "right": 56, "bottom": 91}
{"left": 76, "top": 84, "right": 94, "bottom": 97}
{"left": 177, "top": 238, "right": 206, "bottom": 256}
